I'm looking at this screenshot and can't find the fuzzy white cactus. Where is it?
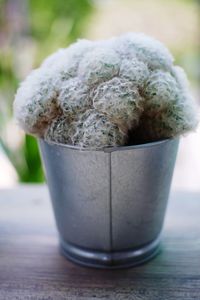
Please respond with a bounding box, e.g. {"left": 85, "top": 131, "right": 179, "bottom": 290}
{"left": 93, "top": 77, "right": 143, "bottom": 131}
{"left": 13, "top": 33, "right": 199, "bottom": 149}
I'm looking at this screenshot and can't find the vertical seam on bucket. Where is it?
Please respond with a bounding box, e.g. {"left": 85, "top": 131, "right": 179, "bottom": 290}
{"left": 109, "top": 152, "right": 113, "bottom": 253}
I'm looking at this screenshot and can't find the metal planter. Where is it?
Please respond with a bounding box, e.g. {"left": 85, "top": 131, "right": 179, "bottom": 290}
{"left": 39, "top": 138, "right": 179, "bottom": 269}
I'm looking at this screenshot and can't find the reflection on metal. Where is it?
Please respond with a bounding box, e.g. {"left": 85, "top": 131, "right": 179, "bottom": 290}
{"left": 39, "top": 138, "right": 179, "bottom": 268}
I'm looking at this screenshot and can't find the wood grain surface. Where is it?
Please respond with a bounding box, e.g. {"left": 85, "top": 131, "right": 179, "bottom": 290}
{"left": 0, "top": 185, "right": 200, "bottom": 300}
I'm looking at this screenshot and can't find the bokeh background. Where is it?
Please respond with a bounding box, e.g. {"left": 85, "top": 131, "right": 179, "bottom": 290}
{"left": 0, "top": 0, "right": 199, "bottom": 191}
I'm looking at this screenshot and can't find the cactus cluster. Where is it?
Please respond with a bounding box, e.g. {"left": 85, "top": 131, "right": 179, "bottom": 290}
{"left": 14, "top": 33, "right": 199, "bottom": 149}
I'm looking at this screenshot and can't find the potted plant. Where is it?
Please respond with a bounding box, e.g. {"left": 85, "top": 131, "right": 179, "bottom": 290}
{"left": 13, "top": 33, "right": 199, "bottom": 268}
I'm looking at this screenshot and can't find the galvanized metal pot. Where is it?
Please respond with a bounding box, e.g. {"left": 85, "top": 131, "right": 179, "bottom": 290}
{"left": 39, "top": 138, "right": 179, "bottom": 269}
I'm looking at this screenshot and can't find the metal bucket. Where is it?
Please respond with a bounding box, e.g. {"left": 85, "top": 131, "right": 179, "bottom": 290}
{"left": 39, "top": 138, "right": 179, "bottom": 269}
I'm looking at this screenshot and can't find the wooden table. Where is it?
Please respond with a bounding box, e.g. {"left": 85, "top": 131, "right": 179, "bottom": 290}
{"left": 0, "top": 185, "right": 200, "bottom": 299}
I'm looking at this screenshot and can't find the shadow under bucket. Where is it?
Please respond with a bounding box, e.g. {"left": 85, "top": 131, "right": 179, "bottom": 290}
{"left": 39, "top": 138, "right": 179, "bottom": 269}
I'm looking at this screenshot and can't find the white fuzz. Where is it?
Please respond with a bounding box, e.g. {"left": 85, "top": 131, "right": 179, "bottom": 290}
{"left": 14, "top": 33, "right": 199, "bottom": 148}
{"left": 72, "top": 110, "right": 127, "bottom": 149}
{"left": 93, "top": 77, "right": 143, "bottom": 131}
{"left": 78, "top": 48, "right": 120, "bottom": 85}
{"left": 116, "top": 33, "right": 174, "bottom": 70}
{"left": 13, "top": 68, "right": 59, "bottom": 136}
{"left": 139, "top": 68, "right": 199, "bottom": 141}
{"left": 58, "top": 77, "right": 91, "bottom": 118}
{"left": 42, "top": 39, "right": 94, "bottom": 77}
{"left": 119, "top": 58, "right": 149, "bottom": 87}
{"left": 44, "top": 115, "right": 75, "bottom": 144}
{"left": 144, "top": 70, "right": 179, "bottom": 113}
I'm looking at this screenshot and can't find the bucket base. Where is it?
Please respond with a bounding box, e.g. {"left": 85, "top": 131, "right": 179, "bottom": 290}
{"left": 60, "top": 238, "right": 161, "bottom": 269}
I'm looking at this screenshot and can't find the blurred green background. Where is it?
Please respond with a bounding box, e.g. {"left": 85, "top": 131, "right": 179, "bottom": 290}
{"left": 0, "top": 0, "right": 93, "bottom": 183}
{"left": 0, "top": 0, "right": 199, "bottom": 184}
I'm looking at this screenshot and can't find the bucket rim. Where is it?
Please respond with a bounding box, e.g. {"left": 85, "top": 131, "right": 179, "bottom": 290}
{"left": 39, "top": 136, "right": 179, "bottom": 153}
